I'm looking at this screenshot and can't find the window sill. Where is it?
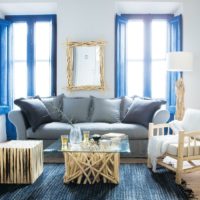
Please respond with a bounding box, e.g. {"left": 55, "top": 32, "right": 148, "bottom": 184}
{"left": 0, "top": 106, "right": 10, "bottom": 115}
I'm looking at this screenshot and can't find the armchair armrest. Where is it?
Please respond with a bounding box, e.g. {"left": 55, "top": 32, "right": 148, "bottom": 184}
{"left": 152, "top": 109, "right": 170, "bottom": 124}
{"left": 148, "top": 123, "right": 170, "bottom": 138}
{"left": 8, "top": 110, "right": 27, "bottom": 140}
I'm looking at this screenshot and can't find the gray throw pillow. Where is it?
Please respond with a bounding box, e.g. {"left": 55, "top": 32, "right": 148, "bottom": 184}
{"left": 120, "top": 96, "right": 134, "bottom": 120}
{"left": 40, "top": 94, "right": 64, "bottom": 121}
{"left": 91, "top": 97, "right": 121, "bottom": 123}
{"left": 14, "top": 98, "right": 53, "bottom": 132}
{"left": 62, "top": 97, "right": 91, "bottom": 123}
{"left": 122, "top": 98, "right": 166, "bottom": 127}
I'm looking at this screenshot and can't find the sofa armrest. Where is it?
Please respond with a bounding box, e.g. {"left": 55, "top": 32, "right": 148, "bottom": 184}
{"left": 8, "top": 110, "right": 27, "bottom": 140}
{"left": 152, "top": 109, "right": 170, "bottom": 124}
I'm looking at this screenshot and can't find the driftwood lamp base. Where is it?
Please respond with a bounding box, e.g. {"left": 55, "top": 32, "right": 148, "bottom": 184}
{"left": 63, "top": 152, "right": 120, "bottom": 184}
{"left": 175, "top": 77, "right": 185, "bottom": 120}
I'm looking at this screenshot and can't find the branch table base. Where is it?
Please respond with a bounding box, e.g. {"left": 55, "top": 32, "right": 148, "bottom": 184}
{"left": 44, "top": 135, "right": 130, "bottom": 184}
{"left": 63, "top": 152, "right": 120, "bottom": 184}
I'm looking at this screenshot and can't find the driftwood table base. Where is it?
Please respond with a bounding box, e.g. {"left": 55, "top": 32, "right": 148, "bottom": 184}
{"left": 63, "top": 152, "right": 120, "bottom": 184}
{"left": 0, "top": 140, "right": 43, "bottom": 184}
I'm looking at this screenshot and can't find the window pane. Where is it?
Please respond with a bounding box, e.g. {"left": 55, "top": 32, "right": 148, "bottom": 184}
{"left": 151, "top": 61, "right": 167, "bottom": 99}
{"left": 127, "top": 20, "right": 144, "bottom": 60}
{"left": 35, "top": 61, "right": 51, "bottom": 97}
{"left": 13, "top": 23, "right": 27, "bottom": 60}
{"left": 34, "top": 22, "right": 52, "bottom": 60}
{"left": 151, "top": 20, "right": 167, "bottom": 60}
{"left": 13, "top": 62, "right": 27, "bottom": 99}
{"left": 127, "top": 61, "right": 144, "bottom": 96}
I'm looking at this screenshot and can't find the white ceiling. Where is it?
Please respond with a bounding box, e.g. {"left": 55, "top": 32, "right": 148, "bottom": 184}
{"left": 0, "top": 1, "right": 182, "bottom": 16}
{"left": 0, "top": 1, "right": 57, "bottom": 15}
{"left": 116, "top": 1, "right": 182, "bottom": 14}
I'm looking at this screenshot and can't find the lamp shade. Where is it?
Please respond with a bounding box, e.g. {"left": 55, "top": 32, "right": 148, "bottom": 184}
{"left": 166, "top": 52, "right": 193, "bottom": 72}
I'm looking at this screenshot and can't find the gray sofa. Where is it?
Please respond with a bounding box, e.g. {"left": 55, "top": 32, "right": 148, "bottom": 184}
{"left": 8, "top": 95, "right": 170, "bottom": 158}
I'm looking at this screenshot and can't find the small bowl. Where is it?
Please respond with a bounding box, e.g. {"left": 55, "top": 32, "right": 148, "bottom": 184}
{"left": 92, "top": 134, "right": 101, "bottom": 143}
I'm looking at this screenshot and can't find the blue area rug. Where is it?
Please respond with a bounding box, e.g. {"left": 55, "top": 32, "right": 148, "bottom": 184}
{"left": 0, "top": 164, "right": 193, "bottom": 200}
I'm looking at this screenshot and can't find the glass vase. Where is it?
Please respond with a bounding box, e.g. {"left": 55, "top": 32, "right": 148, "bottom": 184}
{"left": 69, "top": 127, "right": 82, "bottom": 144}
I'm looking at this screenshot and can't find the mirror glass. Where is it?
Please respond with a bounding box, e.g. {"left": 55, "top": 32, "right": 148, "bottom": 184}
{"left": 66, "top": 41, "right": 105, "bottom": 91}
{"left": 72, "top": 46, "right": 100, "bottom": 86}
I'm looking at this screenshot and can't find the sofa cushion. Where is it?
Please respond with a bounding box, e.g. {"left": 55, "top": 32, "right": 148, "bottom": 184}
{"left": 14, "top": 98, "right": 53, "bottom": 131}
{"left": 27, "top": 122, "right": 73, "bottom": 139}
{"left": 120, "top": 96, "right": 134, "bottom": 120}
{"left": 74, "top": 122, "right": 148, "bottom": 139}
{"left": 40, "top": 94, "right": 64, "bottom": 121}
{"left": 123, "top": 98, "right": 165, "bottom": 127}
{"left": 62, "top": 97, "right": 91, "bottom": 123}
{"left": 91, "top": 97, "right": 121, "bottom": 123}
{"left": 26, "top": 122, "right": 148, "bottom": 140}
{"left": 15, "top": 96, "right": 40, "bottom": 128}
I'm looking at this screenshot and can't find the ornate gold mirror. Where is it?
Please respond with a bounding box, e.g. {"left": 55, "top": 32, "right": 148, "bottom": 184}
{"left": 66, "top": 41, "right": 105, "bottom": 91}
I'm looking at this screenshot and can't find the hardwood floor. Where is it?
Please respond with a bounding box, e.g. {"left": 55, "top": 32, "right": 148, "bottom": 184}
{"left": 182, "top": 172, "right": 200, "bottom": 199}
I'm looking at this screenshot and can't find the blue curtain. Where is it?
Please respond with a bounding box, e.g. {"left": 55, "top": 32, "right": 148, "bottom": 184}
{"left": 115, "top": 15, "right": 127, "bottom": 97}
{"left": 167, "top": 15, "right": 183, "bottom": 121}
{"left": 0, "top": 19, "right": 10, "bottom": 112}
{"left": 0, "top": 19, "right": 15, "bottom": 139}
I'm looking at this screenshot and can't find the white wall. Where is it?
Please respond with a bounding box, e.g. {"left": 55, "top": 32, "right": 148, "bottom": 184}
{"left": 56, "top": 0, "right": 200, "bottom": 109}
{"left": 0, "top": 115, "right": 7, "bottom": 142}
{"left": 182, "top": 0, "right": 200, "bottom": 109}
{"left": 57, "top": 0, "right": 115, "bottom": 98}
{"left": 0, "top": 11, "right": 4, "bottom": 18}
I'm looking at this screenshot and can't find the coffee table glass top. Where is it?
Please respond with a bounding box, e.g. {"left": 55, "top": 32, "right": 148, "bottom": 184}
{"left": 44, "top": 136, "right": 130, "bottom": 153}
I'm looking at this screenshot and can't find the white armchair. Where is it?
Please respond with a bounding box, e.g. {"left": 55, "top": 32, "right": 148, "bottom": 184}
{"left": 147, "top": 109, "right": 200, "bottom": 184}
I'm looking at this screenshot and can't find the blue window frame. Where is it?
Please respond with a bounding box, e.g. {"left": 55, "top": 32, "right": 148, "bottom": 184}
{"left": 4, "top": 15, "right": 57, "bottom": 139}
{"left": 115, "top": 15, "right": 128, "bottom": 97}
{"left": 5, "top": 15, "right": 57, "bottom": 98}
{"left": 0, "top": 19, "right": 10, "bottom": 114}
{"left": 115, "top": 14, "right": 173, "bottom": 98}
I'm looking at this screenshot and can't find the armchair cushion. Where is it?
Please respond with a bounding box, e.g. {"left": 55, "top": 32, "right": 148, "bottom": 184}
{"left": 167, "top": 140, "right": 200, "bottom": 156}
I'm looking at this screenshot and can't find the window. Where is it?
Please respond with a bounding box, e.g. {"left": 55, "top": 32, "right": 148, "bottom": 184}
{"left": 127, "top": 20, "right": 144, "bottom": 97}
{"left": 125, "top": 15, "right": 171, "bottom": 99}
{"left": 6, "top": 15, "right": 56, "bottom": 101}
{"left": 12, "top": 22, "right": 28, "bottom": 99}
{"left": 151, "top": 20, "right": 167, "bottom": 99}
{"left": 34, "top": 22, "right": 52, "bottom": 96}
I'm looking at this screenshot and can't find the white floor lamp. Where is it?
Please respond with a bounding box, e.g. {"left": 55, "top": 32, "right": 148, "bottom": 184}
{"left": 166, "top": 52, "right": 193, "bottom": 120}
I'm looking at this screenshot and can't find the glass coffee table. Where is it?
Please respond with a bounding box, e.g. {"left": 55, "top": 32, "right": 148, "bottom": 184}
{"left": 45, "top": 135, "right": 130, "bottom": 184}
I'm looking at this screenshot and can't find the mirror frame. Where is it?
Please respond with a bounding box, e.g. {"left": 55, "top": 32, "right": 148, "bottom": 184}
{"left": 66, "top": 40, "right": 105, "bottom": 91}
